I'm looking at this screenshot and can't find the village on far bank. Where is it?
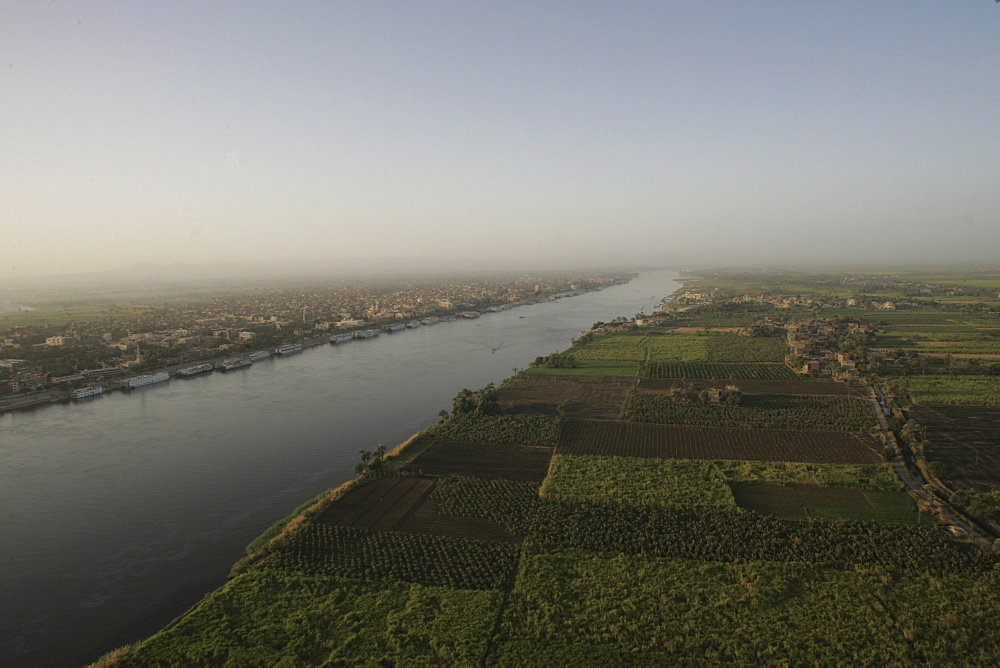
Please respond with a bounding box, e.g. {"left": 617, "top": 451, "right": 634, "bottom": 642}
{"left": 0, "top": 272, "right": 627, "bottom": 409}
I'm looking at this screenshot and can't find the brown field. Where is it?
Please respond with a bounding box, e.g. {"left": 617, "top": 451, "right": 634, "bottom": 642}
{"left": 556, "top": 419, "right": 882, "bottom": 464}
{"left": 403, "top": 441, "right": 553, "bottom": 481}
{"left": 908, "top": 405, "right": 1000, "bottom": 492}
{"left": 637, "top": 378, "right": 860, "bottom": 396}
{"left": 497, "top": 374, "right": 635, "bottom": 419}
{"left": 315, "top": 476, "right": 519, "bottom": 542}
{"left": 315, "top": 476, "right": 436, "bottom": 531}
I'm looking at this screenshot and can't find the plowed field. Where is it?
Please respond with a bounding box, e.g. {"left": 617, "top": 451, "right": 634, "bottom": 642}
{"left": 403, "top": 441, "right": 553, "bottom": 481}
{"left": 908, "top": 405, "right": 1000, "bottom": 492}
{"left": 557, "top": 419, "right": 882, "bottom": 464}
{"left": 497, "top": 374, "right": 635, "bottom": 419}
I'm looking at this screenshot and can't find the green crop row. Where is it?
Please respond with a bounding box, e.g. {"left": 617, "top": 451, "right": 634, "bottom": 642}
{"left": 625, "top": 393, "right": 877, "bottom": 431}
{"left": 430, "top": 414, "right": 561, "bottom": 445}
{"left": 432, "top": 477, "right": 541, "bottom": 535}
{"left": 267, "top": 524, "right": 520, "bottom": 590}
{"left": 529, "top": 500, "right": 995, "bottom": 574}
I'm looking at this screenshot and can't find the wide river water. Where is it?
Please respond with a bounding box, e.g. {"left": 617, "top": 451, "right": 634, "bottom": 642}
{"left": 0, "top": 269, "right": 682, "bottom": 666}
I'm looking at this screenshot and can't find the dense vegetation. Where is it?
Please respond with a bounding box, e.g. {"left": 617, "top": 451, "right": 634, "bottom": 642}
{"left": 429, "top": 414, "right": 561, "bottom": 446}
{"left": 715, "top": 460, "right": 904, "bottom": 491}
{"left": 540, "top": 455, "right": 737, "bottom": 509}
{"left": 497, "top": 546, "right": 1000, "bottom": 666}
{"left": 530, "top": 499, "right": 993, "bottom": 573}
{"left": 117, "top": 571, "right": 501, "bottom": 666}
{"left": 626, "top": 393, "right": 877, "bottom": 432}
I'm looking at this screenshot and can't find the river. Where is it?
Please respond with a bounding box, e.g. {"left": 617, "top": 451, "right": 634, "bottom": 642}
{"left": 0, "top": 269, "right": 682, "bottom": 667}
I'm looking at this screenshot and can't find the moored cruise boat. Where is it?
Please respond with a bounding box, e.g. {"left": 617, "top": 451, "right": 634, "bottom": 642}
{"left": 355, "top": 329, "right": 380, "bottom": 339}
{"left": 247, "top": 350, "right": 272, "bottom": 361}
{"left": 333, "top": 334, "right": 353, "bottom": 344}
{"left": 387, "top": 323, "right": 406, "bottom": 332}
{"left": 458, "top": 311, "right": 481, "bottom": 319}
{"left": 72, "top": 386, "right": 104, "bottom": 399}
{"left": 123, "top": 371, "right": 170, "bottom": 389}
{"left": 275, "top": 343, "right": 303, "bottom": 355}
{"left": 216, "top": 358, "right": 252, "bottom": 371}
{"left": 175, "top": 363, "right": 214, "bottom": 377}
{"left": 406, "top": 321, "right": 421, "bottom": 328}
{"left": 421, "top": 317, "right": 440, "bottom": 325}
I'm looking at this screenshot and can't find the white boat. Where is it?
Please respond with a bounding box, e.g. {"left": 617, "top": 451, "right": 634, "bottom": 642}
{"left": 216, "top": 358, "right": 252, "bottom": 371}
{"left": 175, "top": 363, "right": 214, "bottom": 377}
{"left": 459, "top": 311, "right": 480, "bottom": 319}
{"left": 247, "top": 350, "right": 272, "bottom": 361}
{"left": 387, "top": 323, "right": 406, "bottom": 333}
{"left": 123, "top": 372, "right": 170, "bottom": 389}
{"left": 355, "top": 329, "right": 380, "bottom": 339}
{"left": 333, "top": 334, "right": 353, "bottom": 344}
{"left": 406, "top": 321, "right": 422, "bottom": 328}
{"left": 275, "top": 343, "right": 303, "bottom": 355}
{"left": 72, "top": 386, "right": 104, "bottom": 399}
{"left": 421, "top": 317, "right": 440, "bottom": 325}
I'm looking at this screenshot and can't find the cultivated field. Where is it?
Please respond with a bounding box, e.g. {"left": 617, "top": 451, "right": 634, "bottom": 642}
{"left": 898, "top": 376, "right": 1000, "bottom": 406}
{"left": 539, "top": 454, "right": 737, "bottom": 509}
{"left": 638, "top": 377, "right": 859, "bottom": 395}
{"left": 643, "top": 361, "right": 797, "bottom": 380}
{"left": 403, "top": 441, "right": 553, "bottom": 481}
{"left": 908, "top": 405, "right": 1000, "bottom": 493}
{"left": 730, "top": 483, "right": 930, "bottom": 525}
{"left": 315, "top": 476, "right": 436, "bottom": 532}
{"left": 625, "top": 393, "right": 877, "bottom": 432}
{"left": 557, "top": 419, "right": 883, "bottom": 464}
{"left": 496, "top": 374, "right": 634, "bottom": 419}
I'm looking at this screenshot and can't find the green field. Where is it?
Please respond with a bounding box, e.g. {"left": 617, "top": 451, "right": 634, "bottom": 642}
{"left": 540, "top": 455, "right": 737, "bottom": 509}
{"left": 496, "top": 546, "right": 1000, "bottom": 665}
{"left": 429, "top": 414, "right": 562, "bottom": 445}
{"left": 625, "top": 393, "right": 877, "bottom": 431}
{"left": 115, "top": 571, "right": 501, "bottom": 666}
{"left": 706, "top": 332, "right": 787, "bottom": 362}
{"left": 896, "top": 376, "right": 1000, "bottom": 405}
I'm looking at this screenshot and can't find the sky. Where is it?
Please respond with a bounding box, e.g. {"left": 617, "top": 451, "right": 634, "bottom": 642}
{"left": 2, "top": 1, "right": 999, "bottom": 280}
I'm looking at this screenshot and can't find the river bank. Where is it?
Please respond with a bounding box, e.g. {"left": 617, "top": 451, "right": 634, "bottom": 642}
{"left": 1, "top": 270, "right": 684, "bottom": 667}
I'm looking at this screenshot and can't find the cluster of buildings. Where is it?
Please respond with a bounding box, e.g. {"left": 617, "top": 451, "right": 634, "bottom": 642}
{"left": 1, "top": 273, "right": 623, "bottom": 398}
{"left": 785, "top": 318, "right": 873, "bottom": 381}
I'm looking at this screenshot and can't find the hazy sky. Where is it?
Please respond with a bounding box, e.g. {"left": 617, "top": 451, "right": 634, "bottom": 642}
{"left": 3, "top": 1, "right": 999, "bottom": 278}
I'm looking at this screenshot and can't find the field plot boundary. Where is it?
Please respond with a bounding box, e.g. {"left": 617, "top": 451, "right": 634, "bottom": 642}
{"left": 557, "top": 419, "right": 883, "bottom": 464}
{"left": 638, "top": 377, "right": 861, "bottom": 396}
{"left": 730, "top": 483, "right": 930, "bottom": 525}
{"left": 642, "top": 361, "right": 797, "bottom": 380}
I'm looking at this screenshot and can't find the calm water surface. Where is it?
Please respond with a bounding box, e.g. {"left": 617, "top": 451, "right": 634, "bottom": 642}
{"left": 0, "top": 270, "right": 682, "bottom": 666}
